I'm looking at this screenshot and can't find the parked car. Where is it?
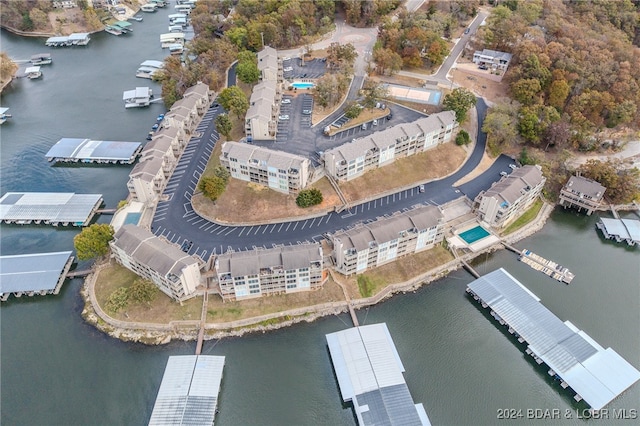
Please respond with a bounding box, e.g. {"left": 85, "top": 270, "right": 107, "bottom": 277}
{"left": 419, "top": 184, "right": 425, "bottom": 193}
{"left": 302, "top": 109, "right": 312, "bottom": 115}
{"left": 284, "top": 67, "right": 293, "bottom": 72}
{"left": 509, "top": 164, "right": 517, "bottom": 170}
{"left": 464, "top": 28, "right": 470, "bottom": 34}
{"left": 373, "top": 119, "right": 378, "bottom": 126}
{"left": 279, "top": 115, "right": 289, "bottom": 120}
{"left": 500, "top": 171, "right": 508, "bottom": 177}
{"left": 281, "top": 99, "right": 291, "bottom": 104}
{"left": 479, "top": 65, "right": 488, "bottom": 70}
{"left": 361, "top": 123, "right": 367, "bottom": 130}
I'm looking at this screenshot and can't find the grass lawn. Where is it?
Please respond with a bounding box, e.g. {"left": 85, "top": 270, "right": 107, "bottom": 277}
{"left": 502, "top": 199, "right": 544, "bottom": 235}
{"left": 94, "top": 262, "right": 202, "bottom": 323}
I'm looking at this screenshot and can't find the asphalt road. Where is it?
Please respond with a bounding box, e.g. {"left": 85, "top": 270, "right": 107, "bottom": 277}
{"left": 151, "top": 97, "right": 513, "bottom": 260}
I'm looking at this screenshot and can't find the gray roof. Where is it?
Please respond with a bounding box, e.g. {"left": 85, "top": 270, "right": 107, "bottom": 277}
{"left": 563, "top": 175, "right": 606, "bottom": 200}
{"left": 325, "top": 112, "right": 456, "bottom": 164}
{"left": 0, "top": 251, "right": 72, "bottom": 294}
{"left": 475, "top": 49, "right": 513, "bottom": 62}
{"left": 45, "top": 138, "right": 141, "bottom": 161}
{"left": 0, "top": 192, "right": 102, "bottom": 225}
{"left": 130, "top": 155, "right": 164, "bottom": 182}
{"left": 149, "top": 355, "right": 225, "bottom": 426}
{"left": 334, "top": 205, "right": 442, "bottom": 251}
{"left": 112, "top": 225, "right": 198, "bottom": 278}
{"left": 326, "top": 323, "right": 430, "bottom": 426}
{"left": 142, "top": 136, "right": 173, "bottom": 156}
{"left": 183, "top": 81, "right": 210, "bottom": 100}
{"left": 599, "top": 218, "right": 640, "bottom": 243}
{"left": 468, "top": 268, "right": 640, "bottom": 411}
{"left": 171, "top": 95, "right": 198, "bottom": 112}
{"left": 140, "top": 60, "right": 163, "bottom": 69}
{"left": 481, "top": 165, "right": 544, "bottom": 205}
{"left": 216, "top": 243, "right": 321, "bottom": 277}
{"left": 221, "top": 142, "right": 308, "bottom": 172}
{"left": 257, "top": 46, "right": 278, "bottom": 72}
{"left": 123, "top": 87, "right": 152, "bottom": 101}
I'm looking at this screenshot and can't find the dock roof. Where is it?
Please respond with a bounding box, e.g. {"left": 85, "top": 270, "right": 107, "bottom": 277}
{"left": 45, "top": 138, "right": 141, "bottom": 162}
{"left": 468, "top": 268, "right": 640, "bottom": 410}
{"left": 326, "top": 323, "right": 430, "bottom": 426}
{"left": 599, "top": 217, "right": 640, "bottom": 243}
{"left": 0, "top": 251, "right": 72, "bottom": 295}
{"left": 0, "top": 192, "right": 102, "bottom": 225}
{"left": 123, "top": 87, "right": 152, "bottom": 100}
{"left": 149, "top": 355, "right": 225, "bottom": 426}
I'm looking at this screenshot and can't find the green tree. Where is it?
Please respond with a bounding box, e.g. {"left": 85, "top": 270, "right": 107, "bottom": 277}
{"left": 511, "top": 78, "right": 542, "bottom": 106}
{"left": 199, "top": 176, "right": 227, "bottom": 201}
{"left": 218, "top": 86, "right": 249, "bottom": 119}
{"left": 73, "top": 223, "right": 114, "bottom": 261}
{"left": 215, "top": 113, "right": 232, "bottom": 139}
{"left": 455, "top": 130, "right": 471, "bottom": 146}
{"left": 129, "top": 278, "right": 158, "bottom": 304}
{"left": 517, "top": 106, "right": 542, "bottom": 144}
{"left": 361, "top": 82, "right": 388, "bottom": 109}
{"left": 213, "top": 165, "right": 230, "bottom": 181}
{"left": 344, "top": 103, "right": 362, "bottom": 119}
{"left": 443, "top": 88, "right": 476, "bottom": 123}
{"left": 106, "top": 287, "right": 129, "bottom": 313}
{"left": 236, "top": 60, "right": 260, "bottom": 84}
{"left": 547, "top": 79, "right": 570, "bottom": 110}
{"left": 296, "top": 188, "right": 323, "bottom": 207}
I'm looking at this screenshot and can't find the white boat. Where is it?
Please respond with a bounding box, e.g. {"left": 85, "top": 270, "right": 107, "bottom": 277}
{"left": 25, "top": 66, "right": 42, "bottom": 79}
{"left": 169, "top": 44, "right": 183, "bottom": 55}
{"left": 123, "top": 87, "right": 153, "bottom": 108}
{"left": 30, "top": 53, "right": 52, "bottom": 65}
{"left": 130, "top": 15, "right": 143, "bottom": 22}
{"left": 0, "top": 107, "right": 12, "bottom": 125}
{"left": 160, "top": 32, "right": 185, "bottom": 48}
{"left": 136, "top": 60, "right": 164, "bottom": 79}
{"left": 140, "top": 4, "right": 157, "bottom": 12}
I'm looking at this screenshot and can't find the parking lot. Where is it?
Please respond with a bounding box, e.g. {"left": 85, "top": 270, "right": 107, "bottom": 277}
{"left": 282, "top": 57, "right": 326, "bottom": 80}
{"left": 273, "top": 92, "right": 314, "bottom": 144}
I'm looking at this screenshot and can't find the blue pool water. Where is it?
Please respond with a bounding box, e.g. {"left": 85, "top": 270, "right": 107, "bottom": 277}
{"left": 123, "top": 212, "right": 141, "bottom": 225}
{"left": 292, "top": 82, "right": 314, "bottom": 89}
{"left": 459, "top": 225, "right": 490, "bottom": 244}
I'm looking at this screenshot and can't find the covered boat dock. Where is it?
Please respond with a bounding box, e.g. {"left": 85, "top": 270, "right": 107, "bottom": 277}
{"left": 326, "top": 323, "right": 431, "bottom": 426}
{"left": 0, "top": 192, "right": 103, "bottom": 226}
{"left": 149, "top": 355, "right": 225, "bottom": 426}
{"left": 45, "top": 138, "right": 142, "bottom": 164}
{"left": 596, "top": 217, "right": 640, "bottom": 246}
{"left": 0, "top": 251, "right": 73, "bottom": 301}
{"left": 45, "top": 33, "right": 90, "bottom": 47}
{"left": 467, "top": 268, "right": 640, "bottom": 411}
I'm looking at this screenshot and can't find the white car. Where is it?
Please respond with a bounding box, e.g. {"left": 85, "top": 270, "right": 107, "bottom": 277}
{"left": 284, "top": 67, "right": 293, "bottom": 72}
{"left": 509, "top": 164, "right": 517, "bottom": 170}
{"left": 279, "top": 115, "right": 289, "bottom": 120}
{"left": 283, "top": 57, "right": 291, "bottom": 61}
{"left": 281, "top": 99, "right": 291, "bottom": 104}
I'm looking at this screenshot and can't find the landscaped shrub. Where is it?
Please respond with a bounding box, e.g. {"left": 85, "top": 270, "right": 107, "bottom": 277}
{"left": 296, "top": 188, "right": 323, "bottom": 207}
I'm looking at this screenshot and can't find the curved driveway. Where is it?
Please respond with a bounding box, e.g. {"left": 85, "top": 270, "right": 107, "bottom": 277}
{"left": 151, "top": 98, "right": 514, "bottom": 260}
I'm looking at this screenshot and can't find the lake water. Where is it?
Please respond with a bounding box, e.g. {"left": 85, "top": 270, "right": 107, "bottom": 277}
{"left": 1, "top": 8, "right": 639, "bottom": 426}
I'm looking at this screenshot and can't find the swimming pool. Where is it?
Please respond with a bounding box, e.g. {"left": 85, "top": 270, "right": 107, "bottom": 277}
{"left": 459, "top": 225, "right": 490, "bottom": 244}
{"left": 124, "top": 212, "right": 141, "bottom": 225}
{"left": 292, "top": 82, "right": 314, "bottom": 89}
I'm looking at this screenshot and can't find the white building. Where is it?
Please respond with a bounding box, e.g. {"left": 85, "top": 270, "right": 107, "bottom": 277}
{"left": 245, "top": 47, "right": 283, "bottom": 141}
{"left": 215, "top": 244, "right": 325, "bottom": 300}
{"left": 220, "top": 142, "right": 310, "bottom": 194}
{"left": 323, "top": 112, "right": 458, "bottom": 181}
{"left": 474, "top": 165, "right": 545, "bottom": 227}
{"left": 332, "top": 204, "right": 444, "bottom": 275}
{"left": 110, "top": 225, "right": 202, "bottom": 301}
{"left": 472, "top": 49, "right": 513, "bottom": 71}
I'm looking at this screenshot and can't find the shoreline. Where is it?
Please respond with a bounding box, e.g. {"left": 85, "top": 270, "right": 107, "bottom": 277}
{"left": 81, "top": 199, "right": 556, "bottom": 345}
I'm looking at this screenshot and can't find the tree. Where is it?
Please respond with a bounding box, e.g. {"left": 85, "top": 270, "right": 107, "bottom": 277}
{"left": 511, "top": 78, "right": 542, "bottom": 106}
{"left": 129, "top": 279, "right": 158, "bottom": 304}
{"left": 455, "top": 130, "right": 471, "bottom": 146}
{"left": 482, "top": 103, "right": 520, "bottom": 147}
{"left": 213, "top": 165, "right": 230, "bottom": 181}
{"left": 579, "top": 160, "right": 640, "bottom": 203}
{"left": 215, "top": 113, "right": 232, "bottom": 139}
{"left": 73, "top": 223, "right": 114, "bottom": 261}
{"left": 106, "top": 287, "right": 129, "bottom": 313}
{"left": 443, "top": 88, "right": 476, "bottom": 123}
{"left": 218, "top": 86, "right": 249, "bottom": 119}
{"left": 236, "top": 50, "right": 260, "bottom": 84}
{"left": 296, "top": 189, "right": 323, "bottom": 207}
{"left": 344, "top": 103, "right": 362, "bottom": 119}
{"left": 199, "top": 176, "right": 227, "bottom": 201}
{"left": 361, "top": 82, "right": 388, "bottom": 109}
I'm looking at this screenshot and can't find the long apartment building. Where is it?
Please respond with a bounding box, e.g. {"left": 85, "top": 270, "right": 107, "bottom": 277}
{"left": 245, "top": 47, "right": 283, "bottom": 141}
{"left": 215, "top": 243, "right": 325, "bottom": 301}
{"left": 474, "top": 165, "right": 545, "bottom": 227}
{"left": 220, "top": 141, "right": 310, "bottom": 194}
{"left": 323, "top": 111, "right": 458, "bottom": 181}
{"left": 110, "top": 224, "right": 202, "bottom": 301}
{"left": 558, "top": 175, "right": 606, "bottom": 215}
{"left": 332, "top": 204, "right": 444, "bottom": 275}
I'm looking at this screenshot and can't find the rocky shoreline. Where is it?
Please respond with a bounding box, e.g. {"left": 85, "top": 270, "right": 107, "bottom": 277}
{"left": 81, "top": 200, "right": 555, "bottom": 345}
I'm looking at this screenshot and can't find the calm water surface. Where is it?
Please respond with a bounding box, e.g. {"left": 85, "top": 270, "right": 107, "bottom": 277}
{"left": 1, "top": 9, "right": 639, "bottom": 425}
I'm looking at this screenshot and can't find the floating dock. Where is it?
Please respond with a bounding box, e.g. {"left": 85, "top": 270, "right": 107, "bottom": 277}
{"left": 149, "top": 355, "right": 225, "bottom": 426}
{"left": 30, "top": 53, "right": 52, "bottom": 65}
{"left": 136, "top": 60, "right": 164, "bottom": 79}
{"left": 0, "top": 192, "right": 103, "bottom": 226}
{"left": 123, "top": 87, "right": 153, "bottom": 108}
{"left": 0, "top": 107, "right": 11, "bottom": 124}
{"left": 45, "top": 138, "right": 142, "bottom": 164}
{"left": 0, "top": 251, "right": 73, "bottom": 301}
{"left": 596, "top": 217, "right": 640, "bottom": 246}
{"left": 467, "top": 268, "right": 640, "bottom": 411}
{"left": 326, "top": 323, "right": 431, "bottom": 426}
{"left": 45, "top": 33, "right": 90, "bottom": 47}
{"left": 518, "top": 249, "right": 575, "bottom": 283}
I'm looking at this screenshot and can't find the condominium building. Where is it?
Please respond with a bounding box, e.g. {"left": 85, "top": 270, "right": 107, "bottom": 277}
{"left": 323, "top": 111, "right": 458, "bottom": 181}
{"left": 559, "top": 175, "right": 606, "bottom": 215}
{"left": 245, "top": 47, "right": 283, "bottom": 141}
{"left": 474, "top": 165, "right": 545, "bottom": 227}
{"left": 257, "top": 46, "right": 281, "bottom": 81}
{"left": 215, "top": 244, "right": 325, "bottom": 300}
{"left": 332, "top": 205, "right": 444, "bottom": 275}
{"left": 127, "top": 154, "right": 167, "bottom": 204}
{"left": 110, "top": 225, "right": 202, "bottom": 301}
{"left": 220, "top": 141, "right": 310, "bottom": 194}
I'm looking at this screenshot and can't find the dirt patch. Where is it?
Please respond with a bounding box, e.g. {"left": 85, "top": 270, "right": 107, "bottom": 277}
{"left": 451, "top": 64, "right": 510, "bottom": 105}
{"left": 339, "top": 143, "right": 467, "bottom": 202}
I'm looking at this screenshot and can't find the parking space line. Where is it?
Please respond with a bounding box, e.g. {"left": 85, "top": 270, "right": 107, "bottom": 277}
{"left": 224, "top": 227, "right": 236, "bottom": 236}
